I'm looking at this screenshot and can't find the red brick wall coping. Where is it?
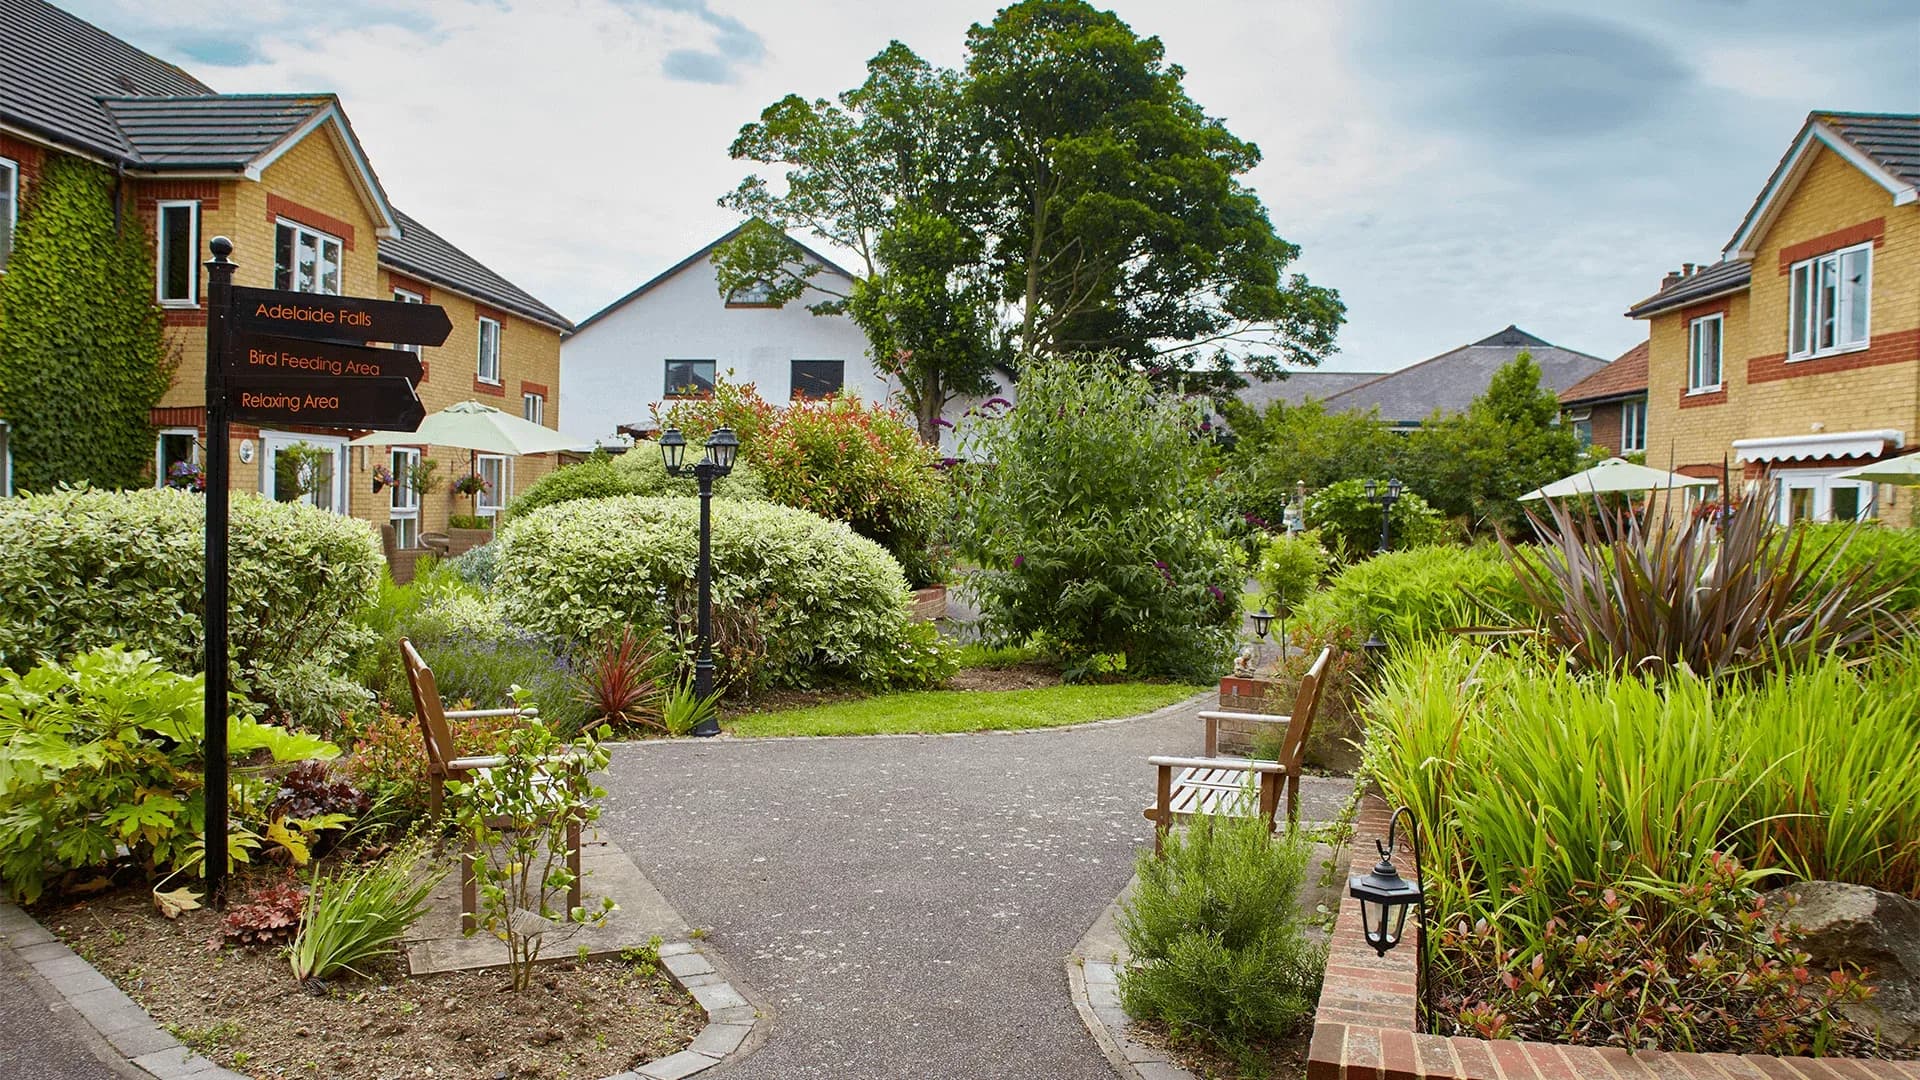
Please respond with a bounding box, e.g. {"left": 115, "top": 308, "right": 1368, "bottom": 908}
{"left": 1307, "top": 794, "right": 1920, "bottom": 1079}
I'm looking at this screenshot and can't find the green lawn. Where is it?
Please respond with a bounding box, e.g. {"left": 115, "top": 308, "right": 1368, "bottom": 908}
{"left": 725, "top": 682, "right": 1207, "bottom": 738}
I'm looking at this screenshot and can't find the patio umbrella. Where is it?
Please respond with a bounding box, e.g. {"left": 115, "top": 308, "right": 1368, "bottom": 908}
{"left": 349, "top": 400, "right": 579, "bottom": 456}
{"left": 1837, "top": 450, "right": 1920, "bottom": 486}
{"left": 1517, "top": 458, "right": 1718, "bottom": 502}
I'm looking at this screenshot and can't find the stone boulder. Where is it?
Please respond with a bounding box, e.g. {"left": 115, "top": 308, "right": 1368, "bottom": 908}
{"left": 1764, "top": 881, "right": 1920, "bottom": 1047}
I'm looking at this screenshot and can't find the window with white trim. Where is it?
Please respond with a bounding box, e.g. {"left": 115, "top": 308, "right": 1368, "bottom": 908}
{"left": 0, "top": 157, "right": 17, "bottom": 273}
{"left": 156, "top": 201, "right": 199, "bottom": 305}
{"left": 1620, "top": 399, "right": 1647, "bottom": 454}
{"left": 477, "top": 317, "right": 501, "bottom": 384}
{"left": 1789, "top": 242, "right": 1870, "bottom": 360}
{"left": 1688, "top": 313, "right": 1723, "bottom": 393}
{"left": 155, "top": 428, "right": 199, "bottom": 489}
{"left": 389, "top": 447, "right": 421, "bottom": 549}
{"left": 392, "top": 288, "right": 423, "bottom": 354}
{"left": 522, "top": 392, "right": 544, "bottom": 425}
{"left": 273, "top": 220, "right": 342, "bottom": 295}
{"left": 1566, "top": 409, "right": 1593, "bottom": 448}
{"left": 475, "top": 453, "right": 510, "bottom": 516}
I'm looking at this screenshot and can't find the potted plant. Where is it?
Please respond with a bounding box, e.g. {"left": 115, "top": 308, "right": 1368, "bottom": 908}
{"left": 370, "top": 463, "right": 395, "bottom": 494}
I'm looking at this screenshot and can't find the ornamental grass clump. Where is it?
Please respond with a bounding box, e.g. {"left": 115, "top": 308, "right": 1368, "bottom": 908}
{"left": 1118, "top": 812, "right": 1324, "bottom": 1066}
{"left": 287, "top": 837, "right": 443, "bottom": 984}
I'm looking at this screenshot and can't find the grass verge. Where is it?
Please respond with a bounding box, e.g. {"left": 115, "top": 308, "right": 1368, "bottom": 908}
{"left": 724, "top": 682, "right": 1207, "bottom": 738}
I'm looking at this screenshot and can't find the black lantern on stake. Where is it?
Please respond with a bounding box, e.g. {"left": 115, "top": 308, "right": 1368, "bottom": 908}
{"left": 1349, "top": 806, "right": 1425, "bottom": 959}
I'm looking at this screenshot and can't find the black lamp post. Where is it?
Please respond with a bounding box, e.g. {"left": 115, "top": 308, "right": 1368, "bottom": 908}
{"left": 659, "top": 426, "right": 739, "bottom": 736}
{"left": 1365, "top": 477, "right": 1405, "bottom": 555}
{"left": 1349, "top": 805, "right": 1428, "bottom": 1012}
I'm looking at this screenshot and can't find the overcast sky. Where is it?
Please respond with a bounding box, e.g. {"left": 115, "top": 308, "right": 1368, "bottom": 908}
{"left": 64, "top": 0, "right": 1920, "bottom": 373}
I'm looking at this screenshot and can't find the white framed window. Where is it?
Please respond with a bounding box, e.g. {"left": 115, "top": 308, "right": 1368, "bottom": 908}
{"left": 1776, "top": 467, "right": 1876, "bottom": 525}
{"left": 1688, "top": 314, "right": 1723, "bottom": 393}
{"left": 155, "top": 427, "right": 199, "bottom": 488}
{"left": 260, "top": 433, "right": 349, "bottom": 515}
{"left": 477, "top": 317, "right": 501, "bottom": 384}
{"left": 389, "top": 447, "right": 421, "bottom": 549}
{"left": 155, "top": 201, "right": 199, "bottom": 306}
{"left": 1566, "top": 409, "right": 1593, "bottom": 448}
{"left": 475, "top": 453, "right": 510, "bottom": 517}
{"left": 1789, "top": 242, "right": 1870, "bottom": 360}
{"left": 1620, "top": 399, "right": 1647, "bottom": 453}
{"left": 0, "top": 157, "right": 17, "bottom": 274}
{"left": 273, "top": 219, "right": 342, "bottom": 295}
{"left": 522, "top": 392, "right": 545, "bottom": 425}
{"left": 392, "top": 288, "right": 424, "bottom": 354}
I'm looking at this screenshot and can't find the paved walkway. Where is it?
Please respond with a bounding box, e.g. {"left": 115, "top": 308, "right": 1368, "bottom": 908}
{"left": 597, "top": 697, "right": 1353, "bottom": 1080}
{"left": 0, "top": 940, "right": 133, "bottom": 1080}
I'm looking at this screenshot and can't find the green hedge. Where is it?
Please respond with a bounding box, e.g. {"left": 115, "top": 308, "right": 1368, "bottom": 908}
{"left": 1295, "top": 542, "right": 1526, "bottom": 645}
{"left": 493, "top": 496, "right": 924, "bottom": 688}
{"left": 0, "top": 487, "right": 380, "bottom": 731}
{"left": 502, "top": 444, "right": 764, "bottom": 523}
{"left": 1796, "top": 522, "right": 1920, "bottom": 616}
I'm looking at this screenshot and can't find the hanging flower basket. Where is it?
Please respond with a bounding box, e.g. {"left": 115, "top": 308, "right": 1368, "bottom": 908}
{"left": 452, "top": 473, "right": 491, "bottom": 497}
{"left": 370, "top": 464, "right": 395, "bottom": 493}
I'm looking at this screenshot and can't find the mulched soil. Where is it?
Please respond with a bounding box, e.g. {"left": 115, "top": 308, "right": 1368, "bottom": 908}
{"left": 1127, "top": 1018, "right": 1309, "bottom": 1079}
{"left": 945, "top": 662, "right": 1062, "bottom": 691}
{"left": 42, "top": 882, "right": 702, "bottom": 1080}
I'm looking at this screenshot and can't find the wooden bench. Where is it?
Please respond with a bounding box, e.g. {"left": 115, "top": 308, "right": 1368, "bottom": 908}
{"left": 1142, "top": 646, "right": 1332, "bottom": 852}
{"left": 400, "top": 638, "right": 580, "bottom": 932}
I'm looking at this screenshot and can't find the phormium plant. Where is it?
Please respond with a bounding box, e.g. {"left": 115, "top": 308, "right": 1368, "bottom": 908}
{"left": 577, "top": 624, "right": 665, "bottom": 732}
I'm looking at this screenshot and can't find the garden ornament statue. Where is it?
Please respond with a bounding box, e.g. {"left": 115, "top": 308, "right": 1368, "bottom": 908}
{"left": 1350, "top": 805, "right": 1428, "bottom": 1011}
{"left": 659, "top": 426, "right": 740, "bottom": 736}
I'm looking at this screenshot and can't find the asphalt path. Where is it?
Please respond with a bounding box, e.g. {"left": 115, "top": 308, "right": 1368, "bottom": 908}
{"left": 0, "top": 946, "right": 134, "bottom": 1080}
{"left": 598, "top": 696, "right": 1353, "bottom": 1080}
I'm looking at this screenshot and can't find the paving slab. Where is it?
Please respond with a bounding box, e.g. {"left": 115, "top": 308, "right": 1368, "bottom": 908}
{"left": 597, "top": 694, "right": 1354, "bottom": 1080}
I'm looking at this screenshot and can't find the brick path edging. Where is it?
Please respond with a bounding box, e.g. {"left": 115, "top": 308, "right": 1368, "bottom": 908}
{"left": 0, "top": 902, "right": 761, "bottom": 1080}
{"left": 1309, "top": 795, "right": 1920, "bottom": 1080}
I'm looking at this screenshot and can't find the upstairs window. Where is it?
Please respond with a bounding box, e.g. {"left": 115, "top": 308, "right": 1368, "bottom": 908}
{"left": 0, "top": 157, "right": 16, "bottom": 273}
{"left": 726, "top": 280, "right": 774, "bottom": 306}
{"left": 1789, "top": 242, "right": 1870, "bottom": 359}
{"left": 1688, "top": 313, "right": 1723, "bottom": 393}
{"left": 156, "top": 201, "right": 199, "bottom": 305}
{"left": 273, "top": 220, "right": 342, "bottom": 295}
{"left": 791, "top": 359, "right": 845, "bottom": 400}
{"left": 1567, "top": 410, "right": 1592, "bottom": 448}
{"left": 392, "top": 288, "right": 424, "bottom": 354}
{"left": 522, "top": 391, "right": 545, "bottom": 425}
{"left": 476, "top": 317, "right": 501, "bottom": 384}
{"left": 1620, "top": 398, "right": 1647, "bottom": 453}
{"left": 664, "top": 359, "right": 716, "bottom": 399}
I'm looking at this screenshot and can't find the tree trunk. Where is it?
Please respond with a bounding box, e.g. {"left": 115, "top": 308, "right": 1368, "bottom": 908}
{"left": 1021, "top": 157, "right": 1049, "bottom": 354}
{"left": 915, "top": 368, "right": 944, "bottom": 447}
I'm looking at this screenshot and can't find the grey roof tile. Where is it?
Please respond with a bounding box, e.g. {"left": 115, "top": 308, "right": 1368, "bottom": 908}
{"left": 1320, "top": 325, "right": 1609, "bottom": 426}
{"left": 100, "top": 95, "right": 327, "bottom": 169}
{"left": 380, "top": 209, "right": 573, "bottom": 332}
{"left": 1624, "top": 259, "right": 1751, "bottom": 319}
{"left": 0, "top": 0, "right": 210, "bottom": 159}
{"left": 1235, "top": 370, "right": 1385, "bottom": 411}
{"left": 1819, "top": 112, "right": 1920, "bottom": 190}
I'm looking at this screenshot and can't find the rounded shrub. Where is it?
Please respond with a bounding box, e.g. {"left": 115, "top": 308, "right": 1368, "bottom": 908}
{"left": 0, "top": 486, "right": 380, "bottom": 729}
{"left": 503, "top": 446, "right": 764, "bottom": 523}
{"left": 1303, "top": 478, "right": 1451, "bottom": 560}
{"left": 1294, "top": 542, "right": 1525, "bottom": 646}
{"left": 492, "top": 496, "right": 922, "bottom": 688}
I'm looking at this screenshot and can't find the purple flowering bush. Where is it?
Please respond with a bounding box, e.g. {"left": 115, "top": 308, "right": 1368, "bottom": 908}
{"left": 952, "top": 357, "right": 1241, "bottom": 680}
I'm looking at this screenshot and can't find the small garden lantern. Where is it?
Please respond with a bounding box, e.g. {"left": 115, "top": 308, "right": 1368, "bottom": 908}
{"left": 1349, "top": 806, "right": 1425, "bottom": 960}
{"left": 1250, "top": 610, "right": 1274, "bottom": 640}
{"left": 658, "top": 426, "right": 740, "bottom": 736}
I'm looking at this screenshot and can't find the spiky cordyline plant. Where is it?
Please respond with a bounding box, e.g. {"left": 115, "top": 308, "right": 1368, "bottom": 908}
{"left": 1501, "top": 491, "right": 1905, "bottom": 679}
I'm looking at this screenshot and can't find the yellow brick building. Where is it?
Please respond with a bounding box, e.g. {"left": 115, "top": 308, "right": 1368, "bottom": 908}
{"left": 0, "top": 2, "right": 572, "bottom": 552}
{"left": 1628, "top": 112, "right": 1920, "bottom": 526}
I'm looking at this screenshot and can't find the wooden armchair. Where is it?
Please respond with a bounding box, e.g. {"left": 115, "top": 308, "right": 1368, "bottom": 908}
{"left": 1142, "top": 646, "right": 1333, "bottom": 852}
{"left": 400, "top": 638, "right": 580, "bottom": 932}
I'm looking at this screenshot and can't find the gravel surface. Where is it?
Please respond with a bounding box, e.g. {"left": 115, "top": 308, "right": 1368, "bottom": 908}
{"left": 0, "top": 947, "right": 131, "bottom": 1080}
{"left": 598, "top": 696, "right": 1354, "bottom": 1080}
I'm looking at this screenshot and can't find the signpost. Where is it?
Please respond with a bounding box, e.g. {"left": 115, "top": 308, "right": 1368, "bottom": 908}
{"left": 201, "top": 238, "right": 448, "bottom": 904}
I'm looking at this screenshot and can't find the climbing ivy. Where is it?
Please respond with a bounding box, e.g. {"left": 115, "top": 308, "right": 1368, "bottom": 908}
{"left": 0, "top": 155, "right": 173, "bottom": 491}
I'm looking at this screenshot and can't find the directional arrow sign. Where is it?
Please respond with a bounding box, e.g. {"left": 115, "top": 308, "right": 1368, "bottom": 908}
{"left": 231, "top": 286, "right": 453, "bottom": 347}
{"left": 226, "top": 332, "right": 424, "bottom": 384}
{"left": 228, "top": 376, "right": 426, "bottom": 432}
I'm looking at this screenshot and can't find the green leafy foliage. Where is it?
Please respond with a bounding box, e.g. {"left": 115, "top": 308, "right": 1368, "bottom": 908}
{"left": 1252, "top": 531, "right": 1329, "bottom": 620}
{"left": 0, "top": 487, "right": 380, "bottom": 732}
{"left": 1795, "top": 522, "right": 1920, "bottom": 616}
{"left": 1303, "top": 479, "right": 1451, "bottom": 562}
{"left": 288, "top": 837, "right": 443, "bottom": 983}
{"left": 1293, "top": 543, "right": 1524, "bottom": 646}
{"left": 220, "top": 878, "right": 308, "bottom": 947}
{"left": 657, "top": 681, "right": 720, "bottom": 738}
{"left": 342, "top": 706, "right": 521, "bottom": 819}
{"left": 953, "top": 357, "right": 1241, "bottom": 680}
{"left": 503, "top": 445, "right": 765, "bottom": 523}
{"left": 1118, "top": 813, "right": 1324, "bottom": 1064}
{"left": 449, "top": 718, "right": 614, "bottom": 992}
{"left": 577, "top": 625, "right": 668, "bottom": 733}
{"left": 494, "top": 495, "right": 924, "bottom": 689}
{"left": 0, "top": 154, "right": 172, "bottom": 490}
{"left": 0, "top": 647, "right": 340, "bottom": 903}
{"left": 1217, "top": 399, "right": 1398, "bottom": 525}
{"left": 1398, "top": 352, "right": 1585, "bottom": 533}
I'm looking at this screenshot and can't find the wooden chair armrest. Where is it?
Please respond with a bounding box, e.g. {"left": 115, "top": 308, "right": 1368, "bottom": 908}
{"left": 446, "top": 754, "right": 509, "bottom": 772}
{"left": 1148, "top": 754, "right": 1286, "bottom": 773}
{"left": 444, "top": 707, "right": 539, "bottom": 719}
{"left": 1196, "top": 710, "right": 1291, "bottom": 725}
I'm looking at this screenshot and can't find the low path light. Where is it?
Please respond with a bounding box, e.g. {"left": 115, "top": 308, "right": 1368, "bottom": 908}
{"left": 1350, "top": 805, "right": 1429, "bottom": 1014}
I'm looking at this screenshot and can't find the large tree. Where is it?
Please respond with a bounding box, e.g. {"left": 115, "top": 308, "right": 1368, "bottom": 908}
{"left": 713, "top": 43, "right": 999, "bottom": 443}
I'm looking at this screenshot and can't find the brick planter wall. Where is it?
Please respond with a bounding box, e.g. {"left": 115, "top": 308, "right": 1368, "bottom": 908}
{"left": 1214, "top": 676, "right": 1283, "bottom": 755}
{"left": 1309, "top": 795, "right": 1920, "bottom": 1079}
{"left": 910, "top": 584, "right": 947, "bottom": 622}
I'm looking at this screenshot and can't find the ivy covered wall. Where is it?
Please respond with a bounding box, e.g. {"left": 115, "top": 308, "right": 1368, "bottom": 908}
{"left": 0, "top": 154, "right": 172, "bottom": 491}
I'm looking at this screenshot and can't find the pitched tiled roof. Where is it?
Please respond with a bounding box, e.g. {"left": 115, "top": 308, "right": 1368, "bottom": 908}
{"left": 0, "top": 0, "right": 210, "bottom": 160}
{"left": 1816, "top": 112, "right": 1920, "bottom": 191}
{"left": 1560, "top": 341, "right": 1648, "bottom": 405}
{"left": 1724, "top": 111, "right": 1919, "bottom": 260}
{"left": 1624, "top": 260, "right": 1751, "bottom": 319}
{"left": 572, "top": 221, "right": 860, "bottom": 336}
{"left": 1320, "top": 326, "right": 1609, "bottom": 426}
{"left": 380, "top": 210, "right": 572, "bottom": 333}
{"left": 100, "top": 94, "right": 327, "bottom": 169}
{"left": 1236, "top": 370, "right": 1386, "bottom": 411}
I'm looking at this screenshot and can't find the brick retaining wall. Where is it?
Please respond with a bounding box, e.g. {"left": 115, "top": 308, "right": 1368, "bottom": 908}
{"left": 1308, "top": 795, "right": 1920, "bottom": 1079}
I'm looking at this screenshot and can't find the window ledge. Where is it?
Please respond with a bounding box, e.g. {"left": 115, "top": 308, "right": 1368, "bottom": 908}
{"left": 1787, "top": 342, "right": 1871, "bottom": 364}
{"left": 1686, "top": 385, "right": 1723, "bottom": 396}
{"left": 158, "top": 299, "right": 200, "bottom": 310}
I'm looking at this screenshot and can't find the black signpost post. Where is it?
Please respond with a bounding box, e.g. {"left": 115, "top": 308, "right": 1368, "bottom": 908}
{"left": 199, "top": 237, "right": 448, "bottom": 905}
